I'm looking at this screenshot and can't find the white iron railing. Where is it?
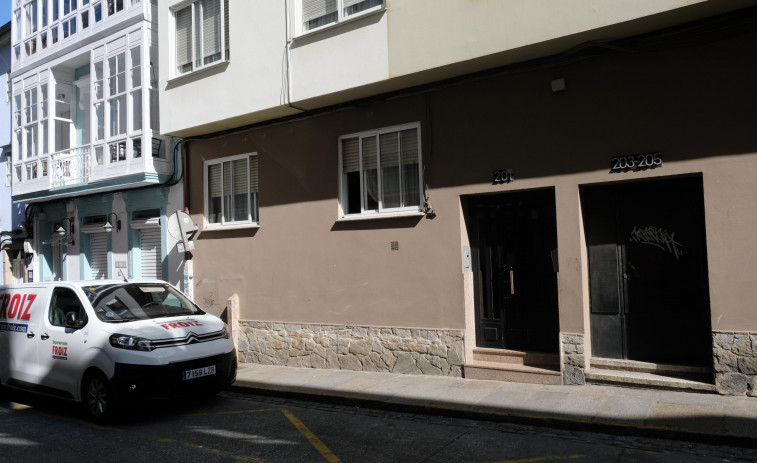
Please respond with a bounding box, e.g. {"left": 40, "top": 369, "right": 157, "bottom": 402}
{"left": 51, "top": 146, "right": 91, "bottom": 188}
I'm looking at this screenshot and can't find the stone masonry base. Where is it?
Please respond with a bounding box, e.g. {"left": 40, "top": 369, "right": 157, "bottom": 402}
{"left": 713, "top": 331, "right": 757, "bottom": 396}
{"left": 560, "top": 333, "right": 586, "bottom": 385}
{"left": 237, "top": 321, "right": 465, "bottom": 377}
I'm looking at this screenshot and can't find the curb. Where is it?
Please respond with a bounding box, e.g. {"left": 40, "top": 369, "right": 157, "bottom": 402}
{"left": 229, "top": 382, "right": 757, "bottom": 449}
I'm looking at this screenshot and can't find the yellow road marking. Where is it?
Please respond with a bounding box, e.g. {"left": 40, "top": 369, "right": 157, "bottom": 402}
{"left": 281, "top": 409, "right": 341, "bottom": 463}
{"left": 157, "top": 438, "right": 269, "bottom": 462}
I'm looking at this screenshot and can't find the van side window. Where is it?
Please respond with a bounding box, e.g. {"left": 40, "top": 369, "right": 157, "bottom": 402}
{"left": 49, "top": 288, "right": 87, "bottom": 328}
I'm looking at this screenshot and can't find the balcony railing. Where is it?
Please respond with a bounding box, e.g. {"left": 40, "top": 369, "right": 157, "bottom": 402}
{"left": 51, "top": 146, "right": 91, "bottom": 188}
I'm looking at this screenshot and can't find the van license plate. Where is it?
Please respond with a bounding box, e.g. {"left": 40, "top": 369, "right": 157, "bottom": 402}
{"left": 182, "top": 365, "right": 216, "bottom": 380}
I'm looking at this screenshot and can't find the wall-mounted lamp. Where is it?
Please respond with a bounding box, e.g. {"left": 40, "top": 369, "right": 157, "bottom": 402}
{"left": 55, "top": 217, "right": 75, "bottom": 245}
{"left": 103, "top": 213, "right": 121, "bottom": 233}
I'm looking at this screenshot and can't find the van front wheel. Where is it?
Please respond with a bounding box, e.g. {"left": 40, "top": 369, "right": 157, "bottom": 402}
{"left": 82, "top": 372, "right": 115, "bottom": 422}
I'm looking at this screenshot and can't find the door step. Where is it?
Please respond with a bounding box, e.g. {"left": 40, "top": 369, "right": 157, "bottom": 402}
{"left": 586, "top": 358, "right": 716, "bottom": 393}
{"left": 465, "top": 348, "right": 562, "bottom": 385}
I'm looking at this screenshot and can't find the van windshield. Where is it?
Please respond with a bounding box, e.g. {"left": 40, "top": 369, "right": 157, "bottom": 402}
{"left": 81, "top": 283, "right": 205, "bottom": 323}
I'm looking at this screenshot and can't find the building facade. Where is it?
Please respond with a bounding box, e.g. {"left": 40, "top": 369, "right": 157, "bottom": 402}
{"left": 10, "top": 0, "right": 184, "bottom": 285}
{"left": 158, "top": 0, "right": 757, "bottom": 396}
{"left": 1, "top": 20, "right": 27, "bottom": 285}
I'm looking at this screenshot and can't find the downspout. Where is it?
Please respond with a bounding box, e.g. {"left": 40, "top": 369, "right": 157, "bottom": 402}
{"left": 284, "top": 0, "right": 306, "bottom": 112}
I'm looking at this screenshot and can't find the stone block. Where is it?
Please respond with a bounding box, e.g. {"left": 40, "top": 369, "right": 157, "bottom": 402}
{"left": 716, "top": 372, "right": 749, "bottom": 396}
{"left": 393, "top": 352, "right": 420, "bottom": 374}
{"left": 748, "top": 376, "right": 757, "bottom": 398}
{"left": 714, "top": 353, "right": 738, "bottom": 373}
{"left": 732, "top": 334, "right": 752, "bottom": 356}
{"left": 418, "top": 355, "right": 443, "bottom": 375}
{"left": 348, "top": 340, "right": 372, "bottom": 356}
{"left": 338, "top": 355, "right": 363, "bottom": 371}
{"left": 563, "top": 365, "right": 585, "bottom": 385}
{"left": 310, "top": 354, "right": 326, "bottom": 369}
{"left": 738, "top": 357, "right": 757, "bottom": 375}
{"left": 448, "top": 341, "right": 465, "bottom": 366}
{"left": 712, "top": 332, "right": 734, "bottom": 350}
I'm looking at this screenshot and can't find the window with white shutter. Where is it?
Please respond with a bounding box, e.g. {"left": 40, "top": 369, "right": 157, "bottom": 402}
{"left": 172, "top": 0, "right": 229, "bottom": 77}
{"left": 205, "top": 153, "right": 258, "bottom": 227}
{"left": 301, "top": 0, "right": 383, "bottom": 33}
{"left": 339, "top": 122, "right": 422, "bottom": 217}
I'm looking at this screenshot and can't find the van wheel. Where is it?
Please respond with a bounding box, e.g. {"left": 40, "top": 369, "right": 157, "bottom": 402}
{"left": 82, "top": 372, "right": 115, "bottom": 422}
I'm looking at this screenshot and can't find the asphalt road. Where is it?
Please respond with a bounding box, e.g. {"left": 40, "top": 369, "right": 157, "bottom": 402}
{"left": 0, "top": 388, "right": 754, "bottom": 462}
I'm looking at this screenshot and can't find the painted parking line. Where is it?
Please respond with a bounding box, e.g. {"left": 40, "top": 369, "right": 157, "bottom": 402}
{"left": 281, "top": 409, "right": 341, "bottom": 463}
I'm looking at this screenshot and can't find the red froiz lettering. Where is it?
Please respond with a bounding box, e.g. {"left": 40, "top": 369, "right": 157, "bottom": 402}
{"left": 0, "top": 293, "right": 35, "bottom": 321}
{"left": 52, "top": 345, "right": 68, "bottom": 357}
{"left": 159, "top": 320, "right": 203, "bottom": 330}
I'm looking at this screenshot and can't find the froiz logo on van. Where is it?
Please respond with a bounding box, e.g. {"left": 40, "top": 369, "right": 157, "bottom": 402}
{"left": 155, "top": 318, "right": 203, "bottom": 330}
{"left": 0, "top": 293, "right": 36, "bottom": 321}
{"left": 52, "top": 340, "right": 69, "bottom": 360}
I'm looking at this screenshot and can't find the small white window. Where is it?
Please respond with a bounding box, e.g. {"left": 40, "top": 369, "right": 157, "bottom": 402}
{"left": 339, "top": 122, "right": 422, "bottom": 217}
{"left": 301, "top": 0, "right": 383, "bottom": 33}
{"left": 173, "top": 0, "right": 229, "bottom": 77}
{"left": 5, "top": 156, "right": 11, "bottom": 187}
{"left": 204, "top": 153, "right": 258, "bottom": 227}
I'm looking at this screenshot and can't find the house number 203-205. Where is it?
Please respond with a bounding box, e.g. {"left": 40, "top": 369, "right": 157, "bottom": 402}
{"left": 610, "top": 152, "right": 663, "bottom": 173}
{"left": 493, "top": 169, "right": 515, "bottom": 184}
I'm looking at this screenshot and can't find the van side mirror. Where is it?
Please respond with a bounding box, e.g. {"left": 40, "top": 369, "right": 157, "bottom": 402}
{"left": 65, "top": 311, "right": 86, "bottom": 329}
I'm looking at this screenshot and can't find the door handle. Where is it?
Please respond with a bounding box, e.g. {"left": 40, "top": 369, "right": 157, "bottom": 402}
{"left": 41, "top": 333, "right": 50, "bottom": 340}
{"left": 27, "top": 331, "right": 35, "bottom": 339}
{"left": 509, "top": 269, "right": 515, "bottom": 295}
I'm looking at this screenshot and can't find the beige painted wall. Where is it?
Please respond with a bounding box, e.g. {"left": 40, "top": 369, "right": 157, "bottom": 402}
{"left": 185, "top": 24, "right": 757, "bottom": 338}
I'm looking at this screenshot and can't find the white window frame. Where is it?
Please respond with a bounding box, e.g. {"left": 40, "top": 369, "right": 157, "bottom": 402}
{"left": 338, "top": 122, "right": 423, "bottom": 219}
{"left": 203, "top": 153, "right": 258, "bottom": 229}
{"left": 299, "top": 0, "right": 384, "bottom": 35}
{"left": 171, "top": 0, "right": 229, "bottom": 78}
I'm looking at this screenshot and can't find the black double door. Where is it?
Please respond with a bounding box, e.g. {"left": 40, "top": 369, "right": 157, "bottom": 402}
{"left": 470, "top": 189, "right": 560, "bottom": 353}
{"left": 582, "top": 176, "right": 712, "bottom": 366}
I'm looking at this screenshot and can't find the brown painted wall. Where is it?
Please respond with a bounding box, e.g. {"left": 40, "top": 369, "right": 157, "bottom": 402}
{"left": 185, "top": 25, "right": 757, "bottom": 335}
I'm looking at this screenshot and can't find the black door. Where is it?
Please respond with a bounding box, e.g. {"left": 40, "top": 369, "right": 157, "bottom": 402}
{"left": 583, "top": 176, "right": 712, "bottom": 365}
{"left": 470, "top": 189, "right": 559, "bottom": 353}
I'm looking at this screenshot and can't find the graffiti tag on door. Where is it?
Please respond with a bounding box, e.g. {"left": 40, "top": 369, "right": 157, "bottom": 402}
{"left": 628, "top": 225, "right": 683, "bottom": 259}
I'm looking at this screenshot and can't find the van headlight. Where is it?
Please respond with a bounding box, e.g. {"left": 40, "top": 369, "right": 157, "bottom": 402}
{"left": 109, "top": 334, "right": 154, "bottom": 352}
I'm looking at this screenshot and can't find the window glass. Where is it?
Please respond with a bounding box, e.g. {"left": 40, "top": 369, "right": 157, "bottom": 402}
{"left": 83, "top": 283, "right": 204, "bottom": 323}
{"left": 174, "top": 0, "right": 228, "bottom": 76}
{"left": 340, "top": 124, "right": 421, "bottom": 216}
{"left": 302, "top": 0, "right": 383, "bottom": 32}
{"left": 49, "top": 287, "right": 87, "bottom": 328}
{"left": 206, "top": 154, "right": 258, "bottom": 226}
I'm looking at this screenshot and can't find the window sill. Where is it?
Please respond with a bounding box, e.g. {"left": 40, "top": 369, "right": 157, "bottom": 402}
{"left": 337, "top": 211, "right": 424, "bottom": 222}
{"left": 293, "top": 7, "right": 386, "bottom": 41}
{"left": 202, "top": 222, "right": 259, "bottom": 232}
{"left": 167, "top": 59, "right": 230, "bottom": 85}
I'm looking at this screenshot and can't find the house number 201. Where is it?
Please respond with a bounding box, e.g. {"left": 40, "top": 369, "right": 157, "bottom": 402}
{"left": 493, "top": 169, "right": 514, "bottom": 184}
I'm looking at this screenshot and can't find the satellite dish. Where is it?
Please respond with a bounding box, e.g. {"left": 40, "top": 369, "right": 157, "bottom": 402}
{"left": 167, "top": 211, "right": 197, "bottom": 240}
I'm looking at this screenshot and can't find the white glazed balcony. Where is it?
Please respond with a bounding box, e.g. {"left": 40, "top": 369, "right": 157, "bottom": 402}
{"left": 51, "top": 146, "right": 92, "bottom": 188}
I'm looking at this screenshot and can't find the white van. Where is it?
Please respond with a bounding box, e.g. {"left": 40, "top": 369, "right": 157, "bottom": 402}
{"left": 0, "top": 280, "right": 237, "bottom": 421}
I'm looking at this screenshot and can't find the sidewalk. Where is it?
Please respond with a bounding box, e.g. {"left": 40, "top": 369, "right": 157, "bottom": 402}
{"left": 233, "top": 363, "right": 757, "bottom": 447}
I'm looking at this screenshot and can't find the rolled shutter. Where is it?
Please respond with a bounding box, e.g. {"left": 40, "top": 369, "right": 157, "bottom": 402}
{"left": 89, "top": 232, "right": 108, "bottom": 280}
{"left": 175, "top": 6, "right": 193, "bottom": 72}
{"left": 342, "top": 137, "right": 359, "bottom": 173}
{"left": 140, "top": 228, "right": 162, "bottom": 279}
{"left": 202, "top": 0, "right": 221, "bottom": 63}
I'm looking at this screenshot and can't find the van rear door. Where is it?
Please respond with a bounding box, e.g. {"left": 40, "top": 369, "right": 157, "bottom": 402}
{"left": 1, "top": 289, "right": 42, "bottom": 386}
